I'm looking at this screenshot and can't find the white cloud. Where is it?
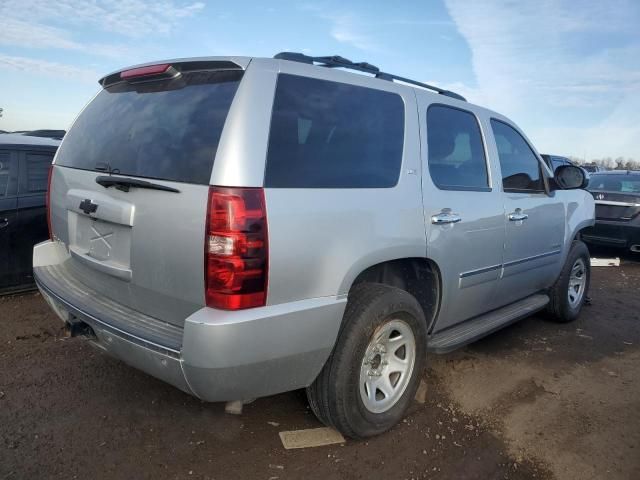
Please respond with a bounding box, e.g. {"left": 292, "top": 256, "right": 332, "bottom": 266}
{"left": 535, "top": 94, "right": 640, "bottom": 160}
{"left": 328, "top": 15, "right": 379, "bottom": 52}
{"left": 0, "top": 0, "right": 206, "bottom": 92}
{"left": 0, "top": 54, "right": 98, "bottom": 82}
{"left": 443, "top": 0, "right": 640, "bottom": 158}
{"left": 321, "top": 15, "right": 454, "bottom": 53}
{"left": 299, "top": 5, "right": 383, "bottom": 53}
{"left": 1, "top": 18, "right": 131, "bottom": 58}
{"left": 2, "top": 19, "right": 79, "bottom": 51}
{"left": 0, "top": 0, "right": 205, "bottom": 50}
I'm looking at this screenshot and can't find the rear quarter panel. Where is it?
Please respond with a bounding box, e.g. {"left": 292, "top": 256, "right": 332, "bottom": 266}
{"left": 222, "top": 61, "right": 427, "bottom": 305}
{"left": 563, "top": 188, "right": 596, "bottom": 247}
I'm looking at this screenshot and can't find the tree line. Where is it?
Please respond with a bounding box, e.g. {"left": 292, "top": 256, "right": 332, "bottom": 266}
{"left": 569, "top": 157, "right": 639, "bottom": 171}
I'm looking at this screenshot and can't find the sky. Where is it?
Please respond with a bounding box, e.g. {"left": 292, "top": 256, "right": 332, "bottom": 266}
{"left": 0, "top": 0, "right": 638, "bottom": 160}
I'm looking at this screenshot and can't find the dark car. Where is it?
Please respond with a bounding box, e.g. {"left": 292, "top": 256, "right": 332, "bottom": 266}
{"left": 582, "top": 164, "right": 602, "bottom": 173}
{"left": 542, "top": 154, "right": 591, "bottom": 183}
{"left": 582, "top": 170, "right": 640, "bottom": 253}
{"left": 541, "top": 154, "right": 576, "bottom": 172}
{"left": 1, "top": 133, "right": 59, "bottom": 293}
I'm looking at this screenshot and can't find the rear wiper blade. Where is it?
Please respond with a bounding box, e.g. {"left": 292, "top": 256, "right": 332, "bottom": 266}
{"left": 95, "top": 175, "right": 180, "bottom": 193}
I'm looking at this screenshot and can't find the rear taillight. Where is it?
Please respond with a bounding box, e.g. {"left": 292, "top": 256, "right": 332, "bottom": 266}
{"left": 205, "top": 187, "right": 268, "bottom": 310}
{"left": 46, "top": 165, "right": 53, "bottom": 239}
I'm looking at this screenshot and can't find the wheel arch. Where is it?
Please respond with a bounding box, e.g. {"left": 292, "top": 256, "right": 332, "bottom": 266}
{"left": 346, "top": 257, "right": 442, "bottom": 331}
{"left": 571, "top": 221, "right": 594, "bottom": 243}
{"left": 565, "top": 192, "right": 595, "bottom": 247}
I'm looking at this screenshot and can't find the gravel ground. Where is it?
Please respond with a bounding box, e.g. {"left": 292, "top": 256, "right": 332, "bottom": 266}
{"left": 1, "top": 250, "right": 638, "bottom": 480}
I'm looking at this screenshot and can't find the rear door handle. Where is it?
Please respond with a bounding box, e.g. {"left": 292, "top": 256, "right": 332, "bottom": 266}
{"left": 508, "top": 209, "right": 528, "bottom": 221}
{"left": 431, "top": 212, "right": 462, "bottom": 224}
{"left": 0, "top": 218, "right": 9, "bottom": 229}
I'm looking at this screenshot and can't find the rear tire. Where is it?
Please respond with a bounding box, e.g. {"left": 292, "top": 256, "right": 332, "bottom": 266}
{"left": 546, "top": 241, "right": 590, "bottom": 323}
{"left": 306, "top": 283, "right": 427, "bottom": 438}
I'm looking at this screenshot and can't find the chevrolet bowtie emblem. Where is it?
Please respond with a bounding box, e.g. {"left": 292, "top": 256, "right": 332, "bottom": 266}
{"left": 79, "top": 198, "right": 98, "bottom": 215}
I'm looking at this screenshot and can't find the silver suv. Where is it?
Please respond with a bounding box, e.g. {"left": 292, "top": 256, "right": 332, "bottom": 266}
{"left": 34, "top": 53, "right": 595, "bottom": 438}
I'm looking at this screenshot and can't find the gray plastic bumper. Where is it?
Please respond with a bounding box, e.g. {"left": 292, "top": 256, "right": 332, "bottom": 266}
{"left": 34, "top": 240, "right": 347, "bottom": 402}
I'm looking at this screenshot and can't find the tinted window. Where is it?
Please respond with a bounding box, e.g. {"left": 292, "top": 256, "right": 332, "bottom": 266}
{"left": 427, "top": 105, "right": 488, "bottom": 190}
{"left": 491, "top": 119, "right": 544, "bottom": 192}
{"left": 588, "top": 175, "right": 640, "bottom": 193}
{"left": 265, "top": 74, "right": 404, "bottom": 188}
{"left": 0, "top": 150, "right": 16, "bottom": 197}
{"left": 549, "top": 156, "right": 572, "bottom": 171}
{"left": 55, "top": 70, "right": 242, "bottom": 184}
{"left": 24, "top": 152, "right": 53, "bottom": 193}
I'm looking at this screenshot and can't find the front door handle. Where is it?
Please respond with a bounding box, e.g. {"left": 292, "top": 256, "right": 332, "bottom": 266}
{"left": 508, "top": 209, "right": 528, "bottom": 221}
{"left": 431, "top": 212, "right": 462, "bottom": 224}
{"left": 0, "top": 218, "right": 9, "bottom": 229}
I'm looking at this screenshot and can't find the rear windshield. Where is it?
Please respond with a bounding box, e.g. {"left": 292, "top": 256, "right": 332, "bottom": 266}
{"left": 588, "top": 175, "right": 640, "bottom": 193}
{"left": 55, "top": 70, "right": 242, "bottom": 184}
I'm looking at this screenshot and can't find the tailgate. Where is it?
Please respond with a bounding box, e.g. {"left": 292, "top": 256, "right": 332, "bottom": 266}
{"left": 49, "top": 166, "right": 208, "bottom": 326}
{"left": 48, "top": 62, "right": 244, "bottom": 327}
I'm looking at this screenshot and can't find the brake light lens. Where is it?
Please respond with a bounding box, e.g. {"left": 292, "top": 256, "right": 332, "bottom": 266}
{"left": 46, "top": 165, "right": 53, "bottom": 239}
{"left": 120, "top": 64, "right": 171, "bottom": 80}
{"left": 205, "top": 187, "right": 268, "bottom": 310}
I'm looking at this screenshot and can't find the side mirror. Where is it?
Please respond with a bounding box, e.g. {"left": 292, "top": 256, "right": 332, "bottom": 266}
{"left": 553, "top": 165, "right": 588, "bottom": 190}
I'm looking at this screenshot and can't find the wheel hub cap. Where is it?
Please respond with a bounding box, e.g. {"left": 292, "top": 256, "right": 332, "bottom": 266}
{"left": 359, "top": 319, "right": 416, "bottom": 414}
{"left": 567, "top": 257, "right": 587, "bottom": 308}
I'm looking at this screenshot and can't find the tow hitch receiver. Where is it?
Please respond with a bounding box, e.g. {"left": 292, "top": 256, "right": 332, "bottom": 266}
{"left": 64, "top": 321, "right": 96, "bottom": 339}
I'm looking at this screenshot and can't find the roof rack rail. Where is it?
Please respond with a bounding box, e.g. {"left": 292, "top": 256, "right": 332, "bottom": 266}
{"left": 274, "top": 52, "right": 466, "bottom": 102}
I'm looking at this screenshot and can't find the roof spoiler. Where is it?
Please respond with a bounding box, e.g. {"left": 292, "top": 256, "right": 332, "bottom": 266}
{"left": 99, "top": 60, "right": 243, "bottom": 88}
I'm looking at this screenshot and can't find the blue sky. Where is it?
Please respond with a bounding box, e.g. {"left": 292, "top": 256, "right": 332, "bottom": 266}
{"left": 0, "top": 0, "right": 638, "bottom": 159}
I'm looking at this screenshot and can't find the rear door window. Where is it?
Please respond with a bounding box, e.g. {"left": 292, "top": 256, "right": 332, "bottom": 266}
{"left": 491, "top": 119, "right": 545, "bottom": 192}
{"left": 55, "top": 70, "right": 243, "bottom": 184}
{"left": 0, "top": 150, "right": 18, "bottom": 197}
{"left": 427, "top": 105, "right": 489, "bottom": 190}
{"left": 265, "top": 74, "right": 404, "bottom": 188}
{"left": 20, "top": 152, "right": 53, "bottom": 194}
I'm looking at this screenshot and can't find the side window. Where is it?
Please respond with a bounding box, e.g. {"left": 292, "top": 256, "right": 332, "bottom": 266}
{"left": 427, "top": 105, "right": 489, "bottom": 190}
{"left": 265, "top": 74, "right": 404, "bottom": 188}
{"left": 22, "top": 152, "right": 53, "bottom": 194}
{"left": 0, "top": 150, "right": 17, "bottom": 198}
{"left": 490, "top": 119, "right": 545, "bottom": 192}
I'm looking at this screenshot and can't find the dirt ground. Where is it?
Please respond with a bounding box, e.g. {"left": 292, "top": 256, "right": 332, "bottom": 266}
{"left": 1, "top": 249, "right": 639, "bottom": 480}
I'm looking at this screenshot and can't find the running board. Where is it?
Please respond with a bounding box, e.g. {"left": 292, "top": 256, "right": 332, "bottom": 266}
{"left": 428, "top": 294, "right": 549, "bottom": 353}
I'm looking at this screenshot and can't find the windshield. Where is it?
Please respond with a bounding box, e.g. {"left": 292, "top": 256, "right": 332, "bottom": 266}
{"left": 55, "top": 70, "right": 242, "bottom": 184}
{"left": 588, "top": 175, "right": 640, "bottom": 193}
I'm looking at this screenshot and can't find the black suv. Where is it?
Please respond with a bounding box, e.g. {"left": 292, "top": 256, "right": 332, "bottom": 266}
{"left": 0, "top": 133, "right": 60, "bottom": 293}
{"left": 541, "top": 154, "right": 576, "bottom": 172}
{"left": 582, "top": 170, "right": 640, "bottom": 253}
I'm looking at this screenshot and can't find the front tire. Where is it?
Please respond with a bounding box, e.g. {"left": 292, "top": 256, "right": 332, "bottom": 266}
{"left": 306, "top": 283, "right": 427, "bottom": 438}
{"left": 546, "top": 240, "right": 590, "bottom": 323}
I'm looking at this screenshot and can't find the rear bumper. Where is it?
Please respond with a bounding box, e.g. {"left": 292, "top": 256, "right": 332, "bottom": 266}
{"left": 582, "top": 220, "right": 640, "bottom": 249}
{"left": 34, "top": 240, "right": 346, "bottom": 402}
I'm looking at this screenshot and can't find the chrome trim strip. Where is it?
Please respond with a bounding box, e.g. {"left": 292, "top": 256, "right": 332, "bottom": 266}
{"left": 504, "top": 250, "right": 562, "bottom": 269}
{"left": 460, "top": 263, "right": 502, "bottom": 278}
{"left": 595, "top": 200, "right": 640, "bottom": 207}
{"left": 35, "top": 277, "right": 181, "bottom": 357}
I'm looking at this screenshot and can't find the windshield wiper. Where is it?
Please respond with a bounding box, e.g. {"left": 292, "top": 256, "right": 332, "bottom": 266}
{"left": 95, "top": 175, "right": 180, "bottom": 193}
